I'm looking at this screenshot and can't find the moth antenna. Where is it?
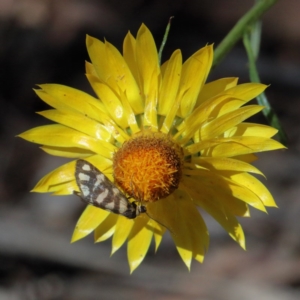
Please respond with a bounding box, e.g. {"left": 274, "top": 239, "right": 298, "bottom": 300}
{"left": 145, "top": 211, "right": 174, "bottom": 234}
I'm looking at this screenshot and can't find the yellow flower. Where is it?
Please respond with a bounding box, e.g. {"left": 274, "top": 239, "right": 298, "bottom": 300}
{"left": 19, "top": 24, "right": 285, "bottom": 272}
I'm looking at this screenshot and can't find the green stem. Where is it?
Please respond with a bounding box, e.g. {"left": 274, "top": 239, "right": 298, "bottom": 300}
{"left": 158, "top": 17, "right": 174, "bottom": 65}
{"left": 243, "top": 30, "right": 288, "bottom": 145}
{"left": 213, "top": 0, "right": 279, "bottom": 67}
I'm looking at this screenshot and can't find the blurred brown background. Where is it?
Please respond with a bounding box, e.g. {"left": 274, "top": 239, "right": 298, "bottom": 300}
{"left": 0, "top": 0, "right": 299, "bottom": 299}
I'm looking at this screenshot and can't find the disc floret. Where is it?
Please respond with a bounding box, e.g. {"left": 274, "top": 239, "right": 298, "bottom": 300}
{"left": 113, "top": 131, "right": 184, "bottom": 203}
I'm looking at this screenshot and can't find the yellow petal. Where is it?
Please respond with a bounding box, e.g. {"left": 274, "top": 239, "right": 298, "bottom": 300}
{"left": 37, "top": 109, "right": 112, "bottom": 142}
{"left": 71, "top": 206, "right": 110, "bottom": 242}
{"left": 85, "top": 61, "right": 98, "bottom": 76}
{"left": 141, "top": 215, "right": 166, "bottom": 252}
{"left": 118, "top": 89, "right": 140, "bottom": 134}
{"left": 50, "top": 181, "right": 77, "bottom": 195}
{"left": 41, "top": 146, "right": 94, "bottom": 158}
{"left": 104, "top": 41, "right": 143, "bottom": 114}
{"left": 172, "top": 190, "right": 209, "bottom": 267}
{"left": 32, "top": 160, "right": 75, "bottom": 193}
{"left": 192, "top": 157, "right": 264, "bottom": 176}
{"left": 136, "top": 24, "right": 160, "bottom": 101}
{"left": 201, "top": 105, "right": 264, "bottom": 140}
{"left": 175, "top": 94, "right": 236, "bottom": 144}
{"left": 32, "top": 155, "right": 112, "bottom": 193}
{"left": 149, "top": 219, "right": 166, "bottom": 252}
{"left": 233, "top": 153, "right": 258, "bottom": 163}
{"left": 86, "top": 36, "right": 116, "bottom": 88}
{"left": 127, "top": 215, "right": 153, "bottom": 273}
{"left": 176, "top": 82, "right": 266, "bottom": 144}
{"left": 86, "top": 78, "right": 128, "bottom": 129}
{"left": 147, "top": 193, "right": 209, "bottom": 269}
{"left": 210, "top": 137, "right": 286, "bottom": 157}
{"left": 160, "top": 58, "right": 168, "bottom": 77}
{"left": 196, "top": 77, "right": 238, "bottom": 106}
{"left": 111, "top": 216, "right": 135, "bottom": 255}
{"left": 182, "top": 175, "right": 250, "bottom": 217}
{"left": 19, "top": 124, "right": 115, "bottom": 159}
{"left": 185, "top": 136, "right": 285, "bottom": 157}
{"left": 94, "top": 213, "right": 118, "bottom": 242}
{"left": 225, "top": 123, "right": 278, "bottom": 138}
{"left": 190, "top": 97, "right": 252, "bottom": 144}
{"left": 123, "top": 31, "right": 139, "bottom": 87}
{"left": 178, "top": 45, "right": 213, "bottom": 118}
{"left": 230, "top": 173, "right": 277, "bottom": 207}
{"left": 158, "top": 50, "right": 182, "bottom": 116}
{"left": 136, "top": 24, "right": 160, "bottom": 130}
{"left": 182, "top": 169, "right": 267, "bottom": 212}
{"left": 87, "top": 36, "right": 144, "bottom": 114}
{"left": 147, "top": 194, "right": 192, "bottom": 270}
{"left": 143, "top": 71, "right": 158, "bottom": 130}
{"left": 184, "top": 138, "right": 223, "bottom": 155}
{"left": 83, "top": 155, "right": 113, "bottom": 171}
{"left": 217, "top": 191, "right": 251, "bottom": 217}
{"left": 190, "top": 99, "right": 266, "bottom": 140}
{"left": 187, "top": 170, "right": 250, "bottom": 217}
{"left": 225, "top": 82, "right": 267, "bottom": 101}
{"left": 35, "top": 84, "right": 106, "bottom": 119}
{"left": 160, "top": 95, "right": 180, "bottom": 134}
{"left": 213, "top": 99, "right": 249, "bottom": 117}
{"left": 181, "top": 181, "right": 245, "bottom": 249}
{"left": 104, "top": 123, "right": 129, "bottom": 145}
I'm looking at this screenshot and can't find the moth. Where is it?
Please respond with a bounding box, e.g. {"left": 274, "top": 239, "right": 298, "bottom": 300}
{"left": 74, "top": 159, "right": 146, "bottom": 219}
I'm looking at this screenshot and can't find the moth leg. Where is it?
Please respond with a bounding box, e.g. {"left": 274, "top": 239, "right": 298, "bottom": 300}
{"left": 73, "top": 190, "right": 89, "bottom": 205}
{"left": 73, "top": 190, "right": 81, "bottom": 196}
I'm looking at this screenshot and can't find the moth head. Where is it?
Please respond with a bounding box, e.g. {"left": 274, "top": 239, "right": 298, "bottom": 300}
{"left": 123, "top": 201, "right": 146, "bottom": 219}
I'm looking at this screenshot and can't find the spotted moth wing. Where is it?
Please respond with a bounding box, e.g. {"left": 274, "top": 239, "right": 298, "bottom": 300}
{"left": 74, "top": 159, "right": 145, "bottom": 219}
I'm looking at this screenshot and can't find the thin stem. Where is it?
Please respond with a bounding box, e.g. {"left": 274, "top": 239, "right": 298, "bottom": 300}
{"left": 213, "top": 0, "right": 279, "bottom": 67}
{"left": 243, "top": 30, "right": 287, "bottom": 145}
{"left": 158, "top": 17, "right": 174, "bottom": 65}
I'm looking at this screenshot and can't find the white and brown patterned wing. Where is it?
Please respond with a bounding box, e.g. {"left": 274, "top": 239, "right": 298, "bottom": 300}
{"left": 74, "top": 159, "right": 146, "bottom": 219}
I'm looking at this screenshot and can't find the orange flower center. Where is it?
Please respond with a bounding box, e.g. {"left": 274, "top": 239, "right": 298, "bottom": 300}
{"left": 113, "top": 131, "right": 183, "bottom": 203}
